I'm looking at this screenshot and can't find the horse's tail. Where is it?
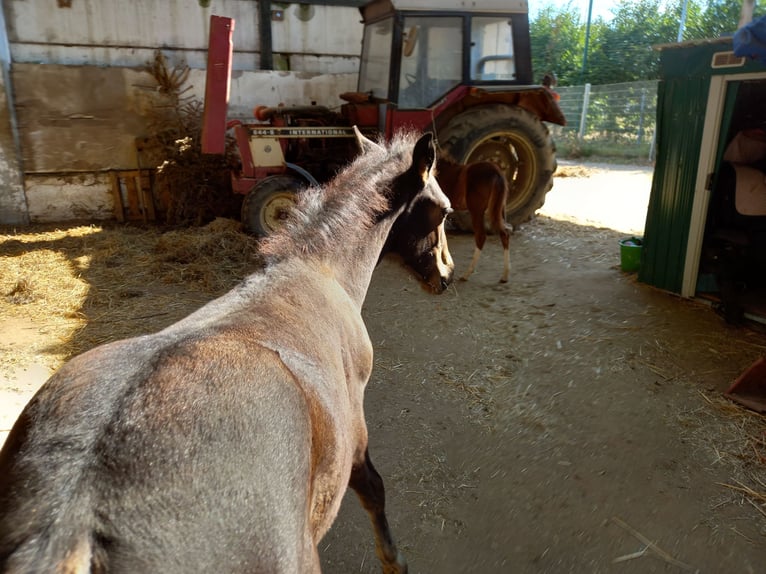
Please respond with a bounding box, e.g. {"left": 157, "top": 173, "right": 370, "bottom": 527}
{"left": 1, "top": 415, "right": 104, "bottom": 574}
{"left": 1, "top": 503, "right": 103, "bottom": 574}
{"left": 487, "top": 168, "right": 511, "bottom": 235}
{"left": 2, "top": 528, "right": 101, "bottom": 574}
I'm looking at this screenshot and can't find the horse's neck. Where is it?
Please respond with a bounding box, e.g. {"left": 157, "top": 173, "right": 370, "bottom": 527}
{"left": 322, "top": 216, "right": 395, "bottom": 308}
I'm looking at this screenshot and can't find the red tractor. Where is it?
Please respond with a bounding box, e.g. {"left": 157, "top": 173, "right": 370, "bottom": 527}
{"left": 203, "top": 0, "right": 566, "bottom": 236}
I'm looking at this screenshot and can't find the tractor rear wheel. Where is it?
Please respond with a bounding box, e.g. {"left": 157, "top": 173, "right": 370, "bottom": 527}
{"left": 241, "top": 175, "right": 303, "bottom": 237}
{"left": 439, "top": 104, "right": 557, "bottom": 228}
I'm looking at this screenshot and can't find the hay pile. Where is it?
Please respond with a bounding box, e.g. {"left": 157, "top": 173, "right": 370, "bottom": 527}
{"left": 554, "top": 164, "right": 595, "bottom": 178}
{"left": 139, "top": 51, "right": 241, "bottom": 225}
{"left": 693, "top": 392, "right": 766, "bottom": 519}
{"left": 0, "top": 219, "right": 260, "bottom": 364}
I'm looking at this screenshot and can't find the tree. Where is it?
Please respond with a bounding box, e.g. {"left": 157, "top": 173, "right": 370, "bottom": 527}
{"left": 586, "top": 0, "right": 678, "bottom": 83}
{"left": 530, "top": 0, "right": 766, "bottom": 86}
{"left": 687, "top": 0, "right": 766, "bottom": 40}
{"left": 529, "top": 4, "right": 586, "bottom": 86}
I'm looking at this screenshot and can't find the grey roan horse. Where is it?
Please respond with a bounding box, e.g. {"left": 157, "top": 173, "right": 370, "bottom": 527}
{"left": 0, "top": 129, "right": 454, "bottom": 573}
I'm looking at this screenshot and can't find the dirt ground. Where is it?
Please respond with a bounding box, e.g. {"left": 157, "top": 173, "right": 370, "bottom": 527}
{"left": 2, "top": 163, "right": 766, "bottom": 573}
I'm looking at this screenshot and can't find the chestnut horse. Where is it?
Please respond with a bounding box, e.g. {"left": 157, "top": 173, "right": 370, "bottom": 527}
{"left": 0, "top": 129, "right": 454, "bottom": 574}
{"left": 437, "top": 157, "right": 511, "bottom": 283}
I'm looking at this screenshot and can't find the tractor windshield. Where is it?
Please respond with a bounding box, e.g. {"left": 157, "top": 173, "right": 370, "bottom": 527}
{"left": 397, "top": 16, "right": 462, "bottom": 108}
{"left": 358, "top": 13, "right": 518, "bottom": 109}
{"left": 358, "top": 17, "right": 393, "bottom": 101}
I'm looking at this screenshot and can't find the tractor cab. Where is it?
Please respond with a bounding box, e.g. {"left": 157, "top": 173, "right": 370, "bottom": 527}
{"left": 357, "top": 0, "right": 533, "bottom": 109}
{"left": 202, "top": 0, "right": 564, "bottom": 236}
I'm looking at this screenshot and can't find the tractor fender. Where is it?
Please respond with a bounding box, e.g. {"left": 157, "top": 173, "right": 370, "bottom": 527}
{"left": 285, "top": 162, "right": 319, "bottom": 187}
{"left": 513, "top": 88, "right": 567, "bottom": 126}
{"left": 433, "top": 86, "right": 566, "bottom": 134}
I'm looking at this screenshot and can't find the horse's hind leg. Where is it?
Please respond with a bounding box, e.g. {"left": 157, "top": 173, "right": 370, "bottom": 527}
{"left": 349, "top": 449, "right": 407, "bottom": 574}
{"left": 498, "top": 226, "right": 511, "bottom": 283}
{"left": 461, "top": 210, "right": 487, "bottom": 281}
{"left": 487, "top": 172, "right": 511, "bottom": 283}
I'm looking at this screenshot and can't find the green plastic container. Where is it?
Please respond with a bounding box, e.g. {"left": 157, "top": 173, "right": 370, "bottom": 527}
{"left": 619, "top": 237, "right": 643, "bottom": 272}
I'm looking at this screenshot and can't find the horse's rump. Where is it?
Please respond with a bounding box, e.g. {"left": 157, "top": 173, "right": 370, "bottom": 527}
{"left": 466, "top": 161, "right": 509, "bottom": 232}
{"left": 436, "top": 157, "right": 511, "bottom": 282}
{"left": 0, "top": 339, "right": 320, "bottom": 573}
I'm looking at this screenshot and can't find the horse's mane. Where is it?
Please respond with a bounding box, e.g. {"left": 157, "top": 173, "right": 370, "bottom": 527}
{"left": 258, "top": 130, "right": 421, "bottom": 262}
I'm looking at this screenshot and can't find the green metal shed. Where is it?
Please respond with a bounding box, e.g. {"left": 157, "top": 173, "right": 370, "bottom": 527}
{"left": 640, "top": 37, "right": 766, "bottom": 321}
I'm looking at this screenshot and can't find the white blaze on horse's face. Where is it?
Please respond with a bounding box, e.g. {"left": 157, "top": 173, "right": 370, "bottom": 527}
{"left": 423, "top": 174, "right": 455, "bottom": 292}
{"left": 385, "top": 162, "right": 455, "bottom": 293}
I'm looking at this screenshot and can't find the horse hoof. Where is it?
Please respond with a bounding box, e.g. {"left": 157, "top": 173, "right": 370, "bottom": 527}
{"left": 382, "top": 552, "right": 408, "bottom": 574}
{"left": 459, "top": 275, "right": 469, "bottom": 282}
{"left": 499, "top": 278, "right": 508, "bottom": 283}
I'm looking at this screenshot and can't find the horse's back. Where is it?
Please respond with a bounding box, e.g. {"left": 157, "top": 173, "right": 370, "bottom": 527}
{"left": 437, "top": 159, "right": 507, "bottom": 209}
{"left": 0, "top": 335, "right": 319, "bottom": 573}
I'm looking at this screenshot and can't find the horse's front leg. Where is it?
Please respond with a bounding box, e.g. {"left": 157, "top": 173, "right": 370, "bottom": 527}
{"left": 349, "top": 448, "right": 408, "bottom": 574}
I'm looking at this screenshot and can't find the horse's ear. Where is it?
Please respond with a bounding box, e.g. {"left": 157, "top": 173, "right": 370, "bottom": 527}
{"left": 412, "top": 132, "right": 436, "bottom": 182}
{"left": 354, "top": 126, "right": 384, "bottom": 153}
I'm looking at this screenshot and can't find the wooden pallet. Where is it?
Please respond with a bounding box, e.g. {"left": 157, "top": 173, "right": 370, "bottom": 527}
{"left": 110, "top": 170, "right": 156, "bottom": 222}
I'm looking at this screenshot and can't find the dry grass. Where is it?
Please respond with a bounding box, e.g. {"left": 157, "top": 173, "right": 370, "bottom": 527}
{"left": 675, "top": 390, "right": 766, "bottom": 523}
{"left": 626, "top": 329, "right": 766, "bottom": 519}
{"left": 0, "top": 219, "right": 261, "bottom": 365}
{"left": 554, "top": 164, "right": 596, "bottom": 178}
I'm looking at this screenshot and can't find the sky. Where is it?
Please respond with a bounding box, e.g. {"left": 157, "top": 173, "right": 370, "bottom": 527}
{"left": 529, "top": 0, "right": 621, "bottom": 22}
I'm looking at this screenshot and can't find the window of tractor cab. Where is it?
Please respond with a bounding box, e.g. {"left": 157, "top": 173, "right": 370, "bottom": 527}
{"left": 470, "top": 16, "right": 516, "bottom": 82}
{"left": 396, "top": 16, "right": 462, "bottom": 109}
{"left": 359, "top": 17, "right": 394, "bottom": 100}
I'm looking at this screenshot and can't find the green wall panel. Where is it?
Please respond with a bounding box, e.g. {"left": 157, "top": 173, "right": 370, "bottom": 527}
{"left": 639, "top": 76, "right": 709, "bottom": 292}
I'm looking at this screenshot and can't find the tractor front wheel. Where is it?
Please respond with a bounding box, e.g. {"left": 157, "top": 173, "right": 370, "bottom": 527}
{"left": 241, "top": 175, "right": 303, "bottom": 237}
{"left": 439, "top": 104, "right": 557, "bottom": 228}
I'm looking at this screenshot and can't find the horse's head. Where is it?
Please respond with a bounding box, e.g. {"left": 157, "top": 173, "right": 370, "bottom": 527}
{"left": 375, "top": 131, "right": 455, "bottom": 293}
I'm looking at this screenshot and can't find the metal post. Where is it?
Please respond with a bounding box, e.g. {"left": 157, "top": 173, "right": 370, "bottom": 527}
{"left": 578, "top": 83, "right": 591, "bottom": 141}
{"left": 258, "top": 0, "right": 273, "bottom": 70}
{"left": 677, "top": 0, "right": 689, "bottom": 42}
{"left": 637, "top": 88, "right": 646, "bottom": 145}
{"left": 202, "top": 15, "right": 234, "bottom": 155}
{"left": 581, "top": 0, "right": 594, "bottom": 81}
{"left": 0, "top": 0, "right": 28, "bottom": 224}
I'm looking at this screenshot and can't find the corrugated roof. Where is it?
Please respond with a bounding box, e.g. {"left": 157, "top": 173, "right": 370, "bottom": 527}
{"left": 654, "top": 36, "right": 733, "bottom": 51}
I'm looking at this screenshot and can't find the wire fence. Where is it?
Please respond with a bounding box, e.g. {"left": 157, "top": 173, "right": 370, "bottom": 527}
{"left": 553, "top": 80, "right": 659, "bottom": 161}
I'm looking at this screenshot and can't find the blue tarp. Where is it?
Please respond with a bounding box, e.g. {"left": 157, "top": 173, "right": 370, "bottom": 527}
{"left": 733, "top": 15, "right": 766, "bottom": 64}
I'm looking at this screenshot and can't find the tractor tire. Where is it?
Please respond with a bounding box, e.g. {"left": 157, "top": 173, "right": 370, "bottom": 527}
{"left": 439, "top": 104, "right": 557, "bottom": 229}
{"left": 241, "top": 175, "right": 303, "bottom": 237}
